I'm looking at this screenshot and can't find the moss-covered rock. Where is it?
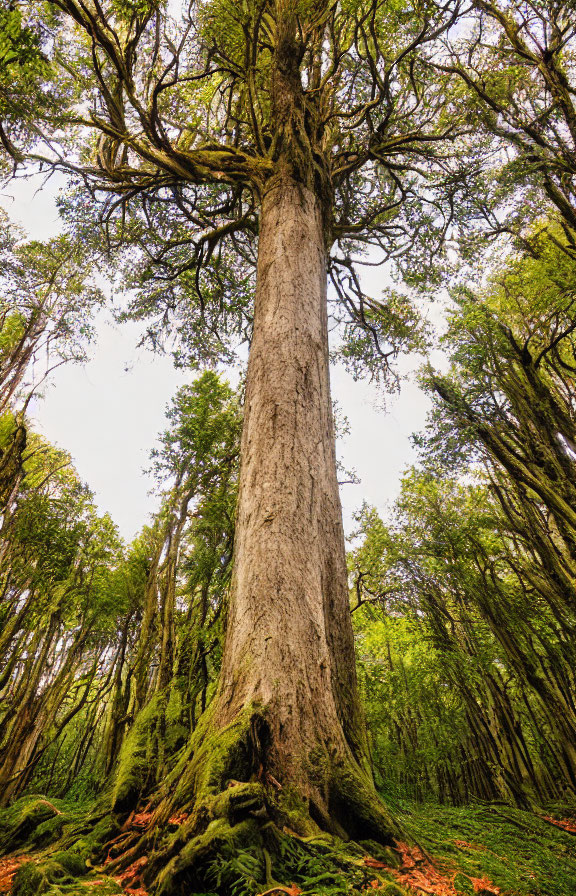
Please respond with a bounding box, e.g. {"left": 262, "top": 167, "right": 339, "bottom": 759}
{"left": 31, "top": 815, "right": 70, "bottom": 849}
{"left": 9, "top": 854, "right": 93, "bottom": 895}
{"left": 0, "top": 797, "right": 65, "bottom": 855}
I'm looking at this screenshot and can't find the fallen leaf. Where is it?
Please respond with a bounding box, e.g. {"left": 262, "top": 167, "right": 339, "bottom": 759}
{"left": 453, "top": 840, "right": 486, "bottom": 852}
{"left": 130, "top": 813, "right": 154, "bottom": 827}
{"left": 541, "top": 815, "right": 576, "bottom": 834}
{"left": 0, "top": 857, "right": 30, "bottom": 894}
{"left": 470, "top": 876, "right": 500, "bottom": 894}
{"left": 168, "top": 812, "right": 189, "bottom": 825}
{"left": 362, "top": 840, "right": 503, "bottom": 896}
{"left": 364, "top": 857, "right": 390, "bottom": 869}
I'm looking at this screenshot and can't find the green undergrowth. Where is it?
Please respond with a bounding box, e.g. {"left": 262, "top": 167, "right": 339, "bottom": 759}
{"left": 156, "top": 828, "right": 403, "bottom": 896}
{"left": 395, "top": 799, "right": 576, "bottom": 896}
{"left": 3, "top": 792, "right": 576, "bottom": 895}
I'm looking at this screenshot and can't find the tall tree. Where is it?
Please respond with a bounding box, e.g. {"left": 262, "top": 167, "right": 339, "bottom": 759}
{"left": 13, "top": 0, "right": 463, "bottom": 859}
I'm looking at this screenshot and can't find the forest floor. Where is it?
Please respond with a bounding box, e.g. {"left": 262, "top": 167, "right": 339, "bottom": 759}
{"left": 0, "top": 796, "right": 575, "bottom": 896}
{"left": 391, "top": 800, "right": 576, "bottom": 896}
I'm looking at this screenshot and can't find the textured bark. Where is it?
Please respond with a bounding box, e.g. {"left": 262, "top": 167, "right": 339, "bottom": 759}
{"left": 112, "top": 177, "right": 397, "bottom": 892}
{"left": 210, "top": 175, "right": 378, "bottom": 830}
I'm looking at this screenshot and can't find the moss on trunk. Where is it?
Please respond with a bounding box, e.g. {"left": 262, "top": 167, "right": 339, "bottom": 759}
{"left": 99, "top": 701, "right": 399, "bottom": 895}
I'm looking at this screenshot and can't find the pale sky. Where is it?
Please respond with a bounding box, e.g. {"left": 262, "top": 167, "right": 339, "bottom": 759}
{"left": 2, "top": 174, "right": 436, "bottom": 543}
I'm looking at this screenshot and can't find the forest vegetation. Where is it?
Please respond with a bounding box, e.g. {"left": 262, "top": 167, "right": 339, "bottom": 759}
{"left": 0, "top": 1, "right": 576, "bottom": 895}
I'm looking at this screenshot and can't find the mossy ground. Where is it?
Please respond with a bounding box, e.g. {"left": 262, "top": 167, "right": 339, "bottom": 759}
{"left": 1, "top": 793, "right": 575, "bottom": 896}
{"left": 0, "top": 795, "right": 123, "bottom": 896}
{"left": 393, "top": 799, "right": 576, "bottom": 896}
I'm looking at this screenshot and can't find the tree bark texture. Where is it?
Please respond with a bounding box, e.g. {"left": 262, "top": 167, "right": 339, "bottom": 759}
{"left": 211, "top": 175, "right": 375, "bottom": 829}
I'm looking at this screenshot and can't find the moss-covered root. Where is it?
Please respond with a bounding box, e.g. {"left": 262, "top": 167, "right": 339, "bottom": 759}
{"left": 153, "top": 816, "right": 264, "bottom": 895}
{"left": 110, "top": 705, "right": 402, "bottom": 893}
{"left": 9, "top": 854, "right": 89, "bottom": 896}
{"left": 146, "top": 816, "right": 409, "bottom": 896}
{"left": 328, "top": 761, "right": 402, "bottom": 845}
{"left": 143, "top": 782, "right": 268, "bottom": 894}
{"left": 0, "top": 798, "right": 65, "bottom": 855}
{"left": 141, "top": 774, "right": 401, "bottom": 895}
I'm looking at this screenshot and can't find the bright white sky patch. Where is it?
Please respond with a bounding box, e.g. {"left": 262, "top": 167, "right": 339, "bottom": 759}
{"left": 2, "top": 174, "right": 434, "bottom": 542}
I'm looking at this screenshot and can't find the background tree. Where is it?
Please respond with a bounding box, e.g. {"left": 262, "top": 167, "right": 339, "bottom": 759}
{"left": 0, "top": 370, "right": 241, "bottom": 815}
{"left": 0, "top": 215, "right": 102, "bottom": 516}
{"left": 107, "top": 371, "right": 241, "bottom": 811}
{"left": 424, "top": 0, "right": 576, "bottom": 255}
{"left": 0, "top": 434, "right": 124, "bottom": 805}
{"left": 351, "top": 468, "right": 576, "bottom": 809}
{"left": 347, "top": 218, "right": 576, "bottom": 808}
{"left": 0, "top": 2, "right": 55, "bottom": 165}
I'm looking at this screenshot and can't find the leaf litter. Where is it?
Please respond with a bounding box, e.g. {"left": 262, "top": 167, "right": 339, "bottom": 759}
{"left": 362, "top": 839, "right": 500, "bottom": 895}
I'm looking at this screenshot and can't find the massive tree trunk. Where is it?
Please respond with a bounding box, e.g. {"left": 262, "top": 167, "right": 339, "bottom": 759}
{"left": 114, "top": 176, "right": 397, "bottom": 895}
{"left": 214, "top": 175, "right": 373, "bottom": 824}
{"left": 148, "top": 176, "right": 396, "bottom": 838}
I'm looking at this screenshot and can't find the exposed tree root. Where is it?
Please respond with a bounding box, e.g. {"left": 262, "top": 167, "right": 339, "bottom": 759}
{"left": 0, "top": 789, "right": 550, "bottom": 896}
{"left": 0, "top": 705, "right": 406, "bottom": 895}
{"left": 101, "top": 704, "right": 398, "bottom": 894}
{"left": 46, "top": 699, "right": 397, "bottom": 895}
